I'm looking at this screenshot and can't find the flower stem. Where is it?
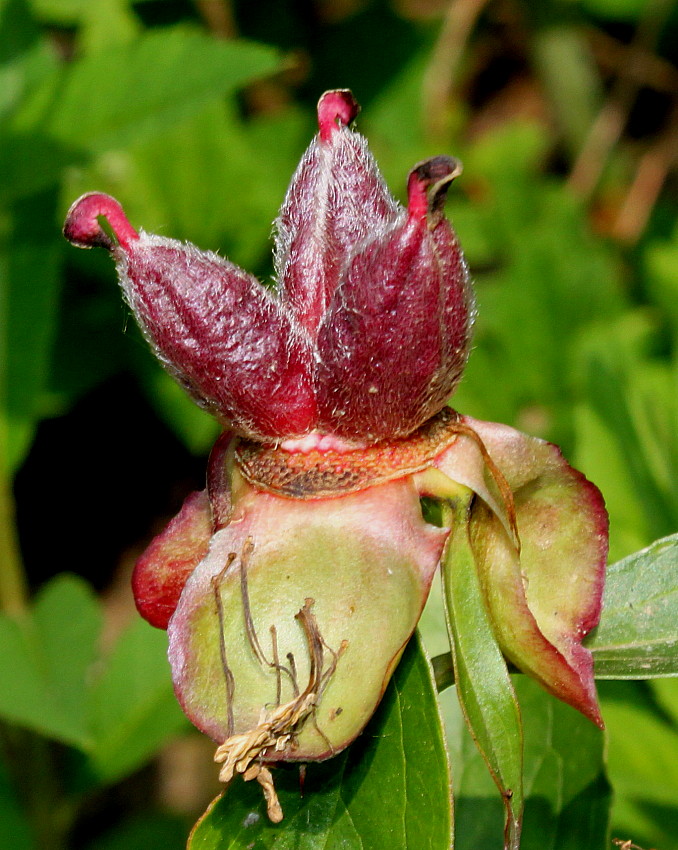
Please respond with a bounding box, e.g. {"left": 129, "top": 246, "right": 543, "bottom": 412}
{"left": 0, "top": 472, "right": 29, "bottom": 617}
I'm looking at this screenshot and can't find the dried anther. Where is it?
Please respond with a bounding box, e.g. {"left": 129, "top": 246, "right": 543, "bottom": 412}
{"left": 213, "top": 691, "right": 317, "bottom": 784}
{"left": 242, "top": 765, "right": 283, "bottom": 824}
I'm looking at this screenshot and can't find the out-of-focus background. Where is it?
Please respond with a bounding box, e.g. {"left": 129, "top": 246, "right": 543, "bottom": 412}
{"left": 1, "top": 0, "right": 678, "bottom": 847}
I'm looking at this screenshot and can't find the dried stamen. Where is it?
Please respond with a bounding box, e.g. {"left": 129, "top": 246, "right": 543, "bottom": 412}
{"left": 243, "top": 764, "right": 283, "bottom": 823}
{"left": 213, "top": 599, "right": 346, "bottom": 822}
{"left": 211, "top": 553, "right": 237, "bottom": 737}
{"left": 287, "top": 652, "right": 299, "bottom": 698}
{"left": 270, "top": 625, "right": 282, "bottom": 707}
{"left": 237, "top": 539, "right": 297, "bottom": 691}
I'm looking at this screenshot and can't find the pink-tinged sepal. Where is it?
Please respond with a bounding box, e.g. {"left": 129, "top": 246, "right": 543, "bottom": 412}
{"left": 274, "top": 90, "right": 400, "bottom": 334}
{"left": 132, "top": 432, "right": 236, "bottom": 629}
{"left": 431, "top": 416, "right": 607, "bottom": 726}
{"left": 132, "top": 489, "right": 213, "bottom": 630}
{"left": 167, "top": 473, "right": 447, "bottom": 760}
{"left": 63, "top": 193, "right": 317, "bottom": 442}
{"left": 316, "top": 156, "right": 474, "bottom": 442}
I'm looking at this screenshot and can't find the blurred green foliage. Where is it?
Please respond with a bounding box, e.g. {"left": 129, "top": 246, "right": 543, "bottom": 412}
{"left": 1, "top": 0, "right": 678, "bottom": 847}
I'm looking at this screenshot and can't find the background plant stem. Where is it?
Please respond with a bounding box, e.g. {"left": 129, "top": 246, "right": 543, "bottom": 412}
{"left": 0, "top": 471, "right": 28, "bottom": 617}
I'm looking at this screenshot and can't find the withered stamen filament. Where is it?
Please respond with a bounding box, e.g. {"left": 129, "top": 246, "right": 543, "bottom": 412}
{"left": 212, "top": 552, "right": 237, "bottom": 737}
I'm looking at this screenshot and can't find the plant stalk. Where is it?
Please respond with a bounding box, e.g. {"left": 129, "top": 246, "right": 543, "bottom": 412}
{"left": 0, "top": 472, "right": 28, "bottom": 617}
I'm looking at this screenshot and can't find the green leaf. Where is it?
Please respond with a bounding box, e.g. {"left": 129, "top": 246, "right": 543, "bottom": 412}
{"left": 77, "top": 0, "right": 139, "bottom": 55}
{"left": 573, "top": 310, "right": 678, "bottom": 558}
{"left": 601, "top": 680, "right": 678, "bottom": 849}
{"left": 0, "top": 574, "right": 99, "bottom": 746}
{"left": 609, "top": 797, "right": 678, "bottom": 850}
{"left": 442, "top": 681, "right": 504, "bottom": 850}
{"left": 585, "top": 533, "right": 678, "bottom": 678}
{"left": 603, "top": 689, "right": 678, "bottom": 808}
{"left": 27, "top": 0, "right": 99, "bottom": 24}
{"left": 13, "top": 27, "right": 282, "bottom": 154}
{"left": 646, "top": 228, "right": 678, "bottom": 338}
{"left": 573, "top": 402, "right": 649, "bottom": 563}
{"left": 0, "top": 190, "right": 63, "bottom": 474}
{"left": 443, "top": 677, "right": 610, "bottom": 849}
{"left": 188, "top": 634, "right": 452, "bottom": 850}
{"left": 650, "top": 677, "right": 678, "bottom": 726}
{"left": 441, "top": 491, "right": 524, "bottom": 849}
{"left": 0, "top": 1, "right": 73, "bottom": 203}
{"left": 31, "top": 574, "right": 102, "bottom": 733}
{"left": 84, "top": 814, "right": 188, "bottom": 850}
{"left": 0, "top": 751, "right": 34, "bottom": 850}
{"left": 28, "top": 0, "right": 159, "bottom": 26}
{"left": 0, "top": 0, "right": 58, "bottom": 121}
{"left": 531, "top": 26, "right": 603, "bottom": 155}
{"left": 517, "top": 677, "right": 610, "bottom": 850}
{"left": 578, "top": 0, "right": 650, "bottom": 21}
{"left": 0, "top": 133, "right": 82, "bottom": 205}
{"left": 86, "top": 618, "right": 187, "bottom": 783}
{"left": 585, "top": 356, "right": 678, "bottom": 544}
{"left": 0, "top": 574, "right": 185, "bottom": 777}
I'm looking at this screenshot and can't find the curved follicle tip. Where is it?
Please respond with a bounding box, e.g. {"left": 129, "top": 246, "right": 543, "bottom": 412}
{"left": 63, "top": 192, "right": 139, "bottom": 251}
{"left": 317, "top": 89, "right": 360, "bottom": 142}
{"left": 407, "top": 156, "right": 463, "bottom": 224}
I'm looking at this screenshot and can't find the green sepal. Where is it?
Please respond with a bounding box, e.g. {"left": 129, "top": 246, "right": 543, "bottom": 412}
{"left": 441, "top": 486, "right": 524, "bottom": 850}
{"left": 431, "top": 415, "right": 607, "bottom": 726}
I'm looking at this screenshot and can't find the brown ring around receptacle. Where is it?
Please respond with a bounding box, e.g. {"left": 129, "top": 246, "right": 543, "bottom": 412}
{"left": 234, "top": 407, "right": 461, "bottom": 499}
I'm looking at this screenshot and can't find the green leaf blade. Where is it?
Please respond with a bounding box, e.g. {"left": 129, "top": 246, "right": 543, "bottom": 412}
{"left": 443, "top": 676, "right": 610, "bottom": 850}
{"left": 0, "top": 751, "right": 34, "bottom": 850}
{"left": 0, "top": 192, "right": 63, "bottom": 474}
{"left": 86, "top": 618, "right": 187, "bottom": 784}
{"left": 14, "top": 28, "right": 282, "bottom": 154}
{"left": 586, "top": 533, "right": 678, "bottom": 678}
{"left": 32, "top": 573, "right": 102, "bottom": 734}
{"left": 517, "top": 678, "right": 610, "bottom": 850}
{"left": 0, "top": 574, "right": 99, "bottom": 747}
